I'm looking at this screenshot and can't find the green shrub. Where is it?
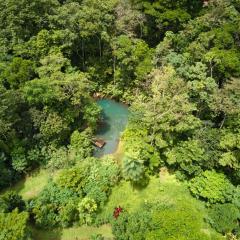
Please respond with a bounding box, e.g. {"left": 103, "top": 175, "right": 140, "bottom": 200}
{"left": 189, "top": 170, "right": 234, "bottom": 203}
{"left": 146, "top": 204, "right": 210, "bottom": 240}
{"left": 70, "top": 128, "right": 93, "bottom": 158}
{"left": 90, "top": 234, "right": 104, "bottom": 240}
{"left": 31, "top": 182, "right": 78, "bottom": 228}
{"left": 32, "top": 157, "right": 120, "bottom": 228}
{"left": 166, "top": 140, "right": 205, "bottom": 176}
{"left": 207, "top": 203, "right": 240, "bottom": 234}
{"left": 46, "top": 146, "right": 75, "bottom": 171}
{"left": 56, "top": 161, "right": 91, "bottom": 195}
{"left": 78, "top": 197, "right": 97, "bottom": 225}
{"left": 83, "top": 156, "right": 120, "bottom": 207}
{"left": 112, "top": 207, "right": 152, "bottom": 240}
{"left": 122, "top": 152, "right": 145, "bottom": 184}
{"left": 0, "top": 209, "right": 31, "bottom": 240}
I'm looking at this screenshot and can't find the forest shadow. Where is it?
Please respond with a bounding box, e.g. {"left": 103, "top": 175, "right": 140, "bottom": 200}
{"left": 14, "top": 168, "right": 42, "bottom": 192}
{"left": 0, "top": 177, "right": 26, "bottom": 196}
{"left": 1, "top": 168, "right": 50, "bottom": 200}
{"left": 31, "top": 227, "right": 62, "bottom": 240}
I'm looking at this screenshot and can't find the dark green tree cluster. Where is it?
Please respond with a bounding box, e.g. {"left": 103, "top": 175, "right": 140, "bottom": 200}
{"left": 0, "top": 48, "right": 100, "bottom": 189}
{"left": 0, "top": 191, "right": 31, "bottom": 240}
{"left": 30, "top": 157, "right": 120, "bottom": 228}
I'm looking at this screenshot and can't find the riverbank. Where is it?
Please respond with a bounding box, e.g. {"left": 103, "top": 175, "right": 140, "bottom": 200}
{"left": 110, "top": 139, "right": 125, "bottom": 164}
{"left": 93, "top": 92, "right": 130, "bottom": 106}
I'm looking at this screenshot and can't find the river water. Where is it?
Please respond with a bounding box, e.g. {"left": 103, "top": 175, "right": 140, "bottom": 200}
{"left": 94, "top": 99, "right": 129, "bottom": 157}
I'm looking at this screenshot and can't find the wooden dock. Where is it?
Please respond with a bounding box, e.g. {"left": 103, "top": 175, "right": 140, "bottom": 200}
{"left": 92, "top": 138, "right": 106, "bottom": 148}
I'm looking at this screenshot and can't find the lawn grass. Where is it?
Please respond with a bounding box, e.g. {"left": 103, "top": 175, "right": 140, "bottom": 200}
{"left": 1, "top": 168, "right": 51, "bottom": 200}
{"left": 98, "top": 173, "right": 223, "bottom": 239}
{"left": 99, "top": 174, "right": 202, "bottom": 217}
{"left": 31, "top": 224, "right": 113, "bottom": 240}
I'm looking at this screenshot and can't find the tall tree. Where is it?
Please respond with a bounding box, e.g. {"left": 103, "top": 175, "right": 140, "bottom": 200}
{"left": 131, "top": 66, "right": 201, "bottom": 150}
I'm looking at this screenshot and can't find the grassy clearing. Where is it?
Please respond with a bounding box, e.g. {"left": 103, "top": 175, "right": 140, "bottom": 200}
{"left": 98, "top": 173, "right": 222, "bottom": 239}
{"left": 31, "top": 224, "right": 113, "bottom": 240}
{"left": 99, "top": 174, "right": 203, "bottom": 217}
{"left": 1, "top": 168, "right": 51, "bottom": 200}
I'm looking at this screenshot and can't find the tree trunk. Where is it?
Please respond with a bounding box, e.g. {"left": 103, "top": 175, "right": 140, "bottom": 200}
{"left": 113, "top": 55, "right": 116, "bottom": 85}
{"left": 139, "top": 22, "right": 143, "bottom": 39}
{"left": 151, "top": 102, "right": 157, "bottom": 146}
{"left": 82, "top": 39, "right": 85, "bottom": 70}
{"left": 98, "top": 37, "right": 102, "bottom": 62}
{"left": 210, "top": 60, "right": 213, "bottom": 78}
{"left": 219, "top": 113, "right": 226, "bottom": 129}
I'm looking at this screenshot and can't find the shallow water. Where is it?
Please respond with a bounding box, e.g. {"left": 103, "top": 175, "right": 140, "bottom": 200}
{"left": 94, "top": 99, "right": 129, "bottom": 157}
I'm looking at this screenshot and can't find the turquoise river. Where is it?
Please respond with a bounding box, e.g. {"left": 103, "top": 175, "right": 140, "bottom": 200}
{"left": 94, "top": 99, "right": 129, "bottom": 157}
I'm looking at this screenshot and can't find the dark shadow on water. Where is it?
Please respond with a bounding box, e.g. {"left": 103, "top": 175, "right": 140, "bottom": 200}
{"left": 96, "top": 121, "right": 111, "bottom": 136}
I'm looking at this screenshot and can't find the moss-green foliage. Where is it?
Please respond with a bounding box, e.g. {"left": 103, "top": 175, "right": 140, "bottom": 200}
{"left": 78, "top": 197, "right": 97, "bottom": 225}
{"left": 0, "top": 51, "right": 100, "bottom": 188}
{"left": 146, "top": 203, "right": 211, "bottom": 240}
{"left": 189, "top": 170, "right": 234, "bottom": 204}
{"left": 122, "top": 152, "right": 145, "bottom": 184}
{"left": 56, "top": 161, "right": 90, "bottom": 194}
{"left": 112, "top": 207, "right": 152, "bottom": 240}
{"left": 110, "top": 35, "right": 153, "bottom": 93}
{"left": 46, "top": 146, "right": 76, "bottom": 171}
{"left": 0, "top": 57, "right": 35, "bottom": 89}
{"left": 166, "top": 139, "right": 206, "bottom": 176}
{"left": 70, "top": 128, "right": 94, "bottom": 158}
{"left": 0, "top": 0, "right": 59, "bottom": 52}
{"left": 207, "top": 203, "right": 240, "bottom": 234}
{"left": 31, "top": 182, "right": 79, "bottom": 228}
{"left": 122, "top": 126, "right": 161, "bottom": 171}
{"left": 140, "top": 0, "right": 202, "bottom": 36}
{"left": 0, "top": 209, "right": 31, "bottom": 240}
{"left": 82, "top": 157, "right": 120, "bottom": 208}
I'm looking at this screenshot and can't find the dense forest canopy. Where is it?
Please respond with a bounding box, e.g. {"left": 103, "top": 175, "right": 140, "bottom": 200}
{"left": 0, "top": 0, "right": 240, "bottom": 239}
